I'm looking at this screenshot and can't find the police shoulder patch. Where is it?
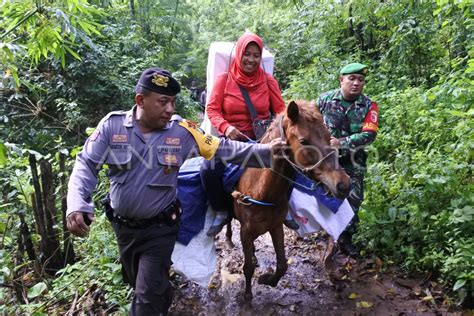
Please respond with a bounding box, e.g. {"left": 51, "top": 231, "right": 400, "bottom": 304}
{"left": 179, "top": 120, "right": 220, "bottom": 160}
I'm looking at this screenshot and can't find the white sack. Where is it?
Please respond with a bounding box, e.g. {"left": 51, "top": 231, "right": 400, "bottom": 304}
{"left": 288, "top": 188, "right": 355, "bottom": 241}
{"left": 172, "top": 157, "right": 217, "bottom": 287}
{"left": 171, "top": 205, "right": 216, "bottom": 287}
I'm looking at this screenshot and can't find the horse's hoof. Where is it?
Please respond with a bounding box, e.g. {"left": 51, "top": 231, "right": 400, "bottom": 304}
{"left": 257, "top": 274, "right": 278, "bottom": 287}
{"left": 244, "top": 291, "right": 253, "bottom": 301}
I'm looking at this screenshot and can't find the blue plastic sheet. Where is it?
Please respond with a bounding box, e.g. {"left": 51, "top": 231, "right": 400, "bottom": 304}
{"left": 177, "top": 169, "right": 208, "bottom": 245}
{"left": 292, "top": 173, "right": 344, "bottom": 214}
{"left": 177, "top": 160, "right": 344, "bottom": 245}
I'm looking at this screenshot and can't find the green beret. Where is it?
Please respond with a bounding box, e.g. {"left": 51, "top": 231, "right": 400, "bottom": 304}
{"left": 340, "top": 63, "right": 369, "bottom": 75}
{"left": 135, "top": 67, "right": 181, "bottom": 96}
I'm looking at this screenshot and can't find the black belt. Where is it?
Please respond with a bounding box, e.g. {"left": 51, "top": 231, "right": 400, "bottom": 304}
{"left": 103, "top": 197, "right": 181, "bottom": 229}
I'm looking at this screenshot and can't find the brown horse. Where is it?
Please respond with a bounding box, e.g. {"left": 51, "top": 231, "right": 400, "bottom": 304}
{"left": 229, "top": 100, "right": 351, "bottom": 300}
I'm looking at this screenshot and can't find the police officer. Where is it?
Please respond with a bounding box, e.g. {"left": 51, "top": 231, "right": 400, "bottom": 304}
{"left": 316, "top": 62, "right": 379, "bottom": 257}
{"left": 66, "top": 67, "right": 284, "bottom": 315}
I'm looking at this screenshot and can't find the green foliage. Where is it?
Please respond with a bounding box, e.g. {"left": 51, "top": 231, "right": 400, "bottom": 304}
{"left": 0, "top": 0, "right": 103, "bottom": 84}
{"left": 1, "top": 0, "right": 202, "bottom": 150}
{"left": 356, "top": 65, "right": 473, "bottom": 301}
{"left": 0, "top": 145, "right": 42, "bottom": 313}
{"left": 44, "top": 214, "right": 129, "bottom": 314}
{"left": 272, "top": 0, "right": 474, "bottom": 302}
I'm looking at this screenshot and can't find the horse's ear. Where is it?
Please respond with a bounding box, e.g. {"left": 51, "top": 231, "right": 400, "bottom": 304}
{"left": 287, "top": 100, "right": 299, "bottom": 123}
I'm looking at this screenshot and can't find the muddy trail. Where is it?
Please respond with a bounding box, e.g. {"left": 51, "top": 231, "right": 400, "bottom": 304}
{"left": 169, "top": 222, "right": 460, "bottom": 315}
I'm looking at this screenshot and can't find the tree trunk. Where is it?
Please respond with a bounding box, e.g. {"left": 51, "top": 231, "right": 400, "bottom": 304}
{"left": 29, "top": 154, "right": 47, "bottom": 238}
{"left": 19, "top": 212, "right": 36, "bottom": 261}
{"left": 40, "top": 159, "right": 57, "bottom": 230}
{"left": 167, "top": 0, "right": 180, "bottom": 48}
{"left": 347, "top": 3, "right": 355, "bottom": 38}
{"left": 356, "top": 22, "right": 365, "bottom": 52}
{"left": 130, "top": 0, "right": 135, "bottom": 16}
{"left": 60, "top": 152, "right": 75, "bottom": 265}
{"left": 28, "top": 154, "right": 64, "bottom": 274}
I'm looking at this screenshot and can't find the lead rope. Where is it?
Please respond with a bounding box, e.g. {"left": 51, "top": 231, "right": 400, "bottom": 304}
{"left": 277, "top": 115, "right": 335, "bottom": 174}
{"left": 235, "top": 115, "right": 336, "bottom": 206}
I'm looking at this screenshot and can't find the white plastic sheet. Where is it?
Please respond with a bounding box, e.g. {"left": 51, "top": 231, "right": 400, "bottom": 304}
{"left": 171, "top": 205, "right": 217, "bottom": 287}
{"left": 172, "top": 157, "right": 217, "bottom": 287}
{"left": 288, "top": 188, "right": 355, "bottom": 241}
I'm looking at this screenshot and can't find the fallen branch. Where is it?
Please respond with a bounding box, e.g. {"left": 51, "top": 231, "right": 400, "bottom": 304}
{"left": 66, "top": 292, "right": 78, "bottom": 316}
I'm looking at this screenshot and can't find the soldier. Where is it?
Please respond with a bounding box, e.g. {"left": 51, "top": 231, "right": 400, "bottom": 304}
{"left": 66, "top": 67, "right": 284, "bottom": 315}
{"left": 316, "top": 62, "right": 379, "bottom": 257}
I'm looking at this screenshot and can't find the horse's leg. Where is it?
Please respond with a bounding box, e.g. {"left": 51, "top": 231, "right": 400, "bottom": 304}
{"left": 252, "top": 243, "right": 259, "bottom": 267}
{"left": 258, "top": 224, "right": 287, "bottom": 287}
{"left": 224, "top": 221, "right": 235, "bottom": 249}
{"left": 224, "top": 195, "right": 235, "bottom": 249}
{"left": 240, "top": 228, "right": 257, "bottom": 301}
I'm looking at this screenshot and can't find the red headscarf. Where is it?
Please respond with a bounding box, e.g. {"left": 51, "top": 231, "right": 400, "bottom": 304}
{"left": 229, "top": 32, "right": 266, "bottom": 90}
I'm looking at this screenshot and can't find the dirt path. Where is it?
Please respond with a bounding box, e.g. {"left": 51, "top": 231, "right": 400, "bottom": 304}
{"left": 169, "top": 222, "right": 459, "bottom": 315}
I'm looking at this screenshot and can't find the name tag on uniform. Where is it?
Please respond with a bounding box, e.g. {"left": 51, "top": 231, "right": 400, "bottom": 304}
{"left": 112, "top": 134, "right": 128, "bottom": 143}
{"left": 110, "top": 144, "right": 128, "bottom": 150}
{"left": 157, "top": 146, "right": 181, "bottom": 154}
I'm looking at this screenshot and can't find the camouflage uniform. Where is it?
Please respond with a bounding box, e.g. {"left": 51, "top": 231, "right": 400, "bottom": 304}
{"left": 317, "top": 89, "right": 379, "bottom": 213}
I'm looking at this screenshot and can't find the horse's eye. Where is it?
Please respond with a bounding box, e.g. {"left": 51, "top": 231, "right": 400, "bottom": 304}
{"left": 299, "top": 139, "right": 310, "bottom": 146}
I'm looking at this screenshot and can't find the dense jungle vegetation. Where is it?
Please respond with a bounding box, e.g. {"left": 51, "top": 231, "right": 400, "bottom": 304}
{"left": 0, "top": 0, "right": 472, "bottom": 313}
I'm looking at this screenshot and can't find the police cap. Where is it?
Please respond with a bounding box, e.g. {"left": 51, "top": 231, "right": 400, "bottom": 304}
{"left": 340, "top": 63, "right": 369, "bottom": 76}
{"left": 135, "top": 67, "right": 181, "bottom": 96}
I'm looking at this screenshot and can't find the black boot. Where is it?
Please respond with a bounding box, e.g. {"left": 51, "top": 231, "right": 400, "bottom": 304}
{"left": 337, "top": 230, "right": 359, "bottom": 258}
{"left": 283, "top": 218, "right": 300, "bottom": 230}
{"left": 206, "top": 211, "right": 230, "bottom": 237}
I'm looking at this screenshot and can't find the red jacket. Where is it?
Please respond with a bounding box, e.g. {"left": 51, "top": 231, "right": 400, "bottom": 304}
{"left": 207, "top": 72, "right": 285, "bottom": 139}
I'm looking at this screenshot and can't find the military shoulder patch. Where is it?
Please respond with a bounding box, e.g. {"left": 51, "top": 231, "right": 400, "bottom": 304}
{"left": 362, "top": 101, "right": 379, "bottom": 132}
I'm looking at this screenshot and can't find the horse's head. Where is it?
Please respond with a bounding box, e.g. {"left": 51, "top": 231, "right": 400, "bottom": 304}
{"left": 272, "top": 100, "right": 351, "bottom": 199}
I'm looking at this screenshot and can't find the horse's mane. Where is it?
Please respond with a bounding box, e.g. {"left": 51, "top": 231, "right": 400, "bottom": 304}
{"left": 262, "top": 100, "right": 324, "bottom": 142}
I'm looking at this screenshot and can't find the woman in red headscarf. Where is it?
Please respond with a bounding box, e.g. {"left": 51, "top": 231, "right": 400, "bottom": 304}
{"left": 206, "top": 32, "right": 285, "bottom": 140}
{"left": 202, "top": 33, "right": 291, "bottom": 237}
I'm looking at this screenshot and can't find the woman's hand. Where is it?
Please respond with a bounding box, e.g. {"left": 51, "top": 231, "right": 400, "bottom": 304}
{"left": 225, "top": 126, "right": 244, "bottom": 140}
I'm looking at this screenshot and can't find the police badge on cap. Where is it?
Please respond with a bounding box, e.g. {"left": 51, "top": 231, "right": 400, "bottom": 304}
{"left": 135, "top": 67, "right": 181, "bottom": 96}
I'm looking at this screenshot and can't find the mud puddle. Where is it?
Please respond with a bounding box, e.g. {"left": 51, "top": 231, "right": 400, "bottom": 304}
{"left": 169, "top": 221, "right": 459, "bottom": 315}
